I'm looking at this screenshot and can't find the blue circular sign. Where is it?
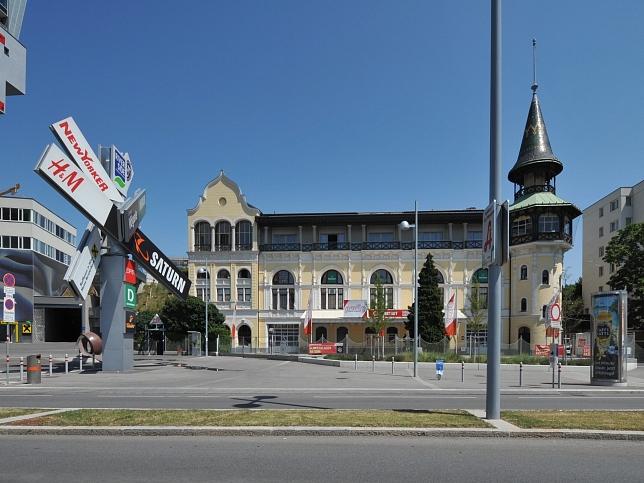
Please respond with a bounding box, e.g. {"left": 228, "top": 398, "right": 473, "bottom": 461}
{"left": 3, "top": 273, "right": 15, "bottom": 288}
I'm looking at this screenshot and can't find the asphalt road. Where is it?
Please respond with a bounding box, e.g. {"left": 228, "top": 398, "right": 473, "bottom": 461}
{"left": 2, "top": 347, "right": 644, "bottom": 411}
{"left": 1, "top": 435, "right": 642, "bottom": 483}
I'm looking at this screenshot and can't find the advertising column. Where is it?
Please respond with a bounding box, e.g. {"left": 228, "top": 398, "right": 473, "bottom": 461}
{"left": 590, "top": 291, "right": 627, "bottom": 386}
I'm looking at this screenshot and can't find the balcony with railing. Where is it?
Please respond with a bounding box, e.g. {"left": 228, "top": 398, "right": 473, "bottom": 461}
{"left": 194, "top": 244, "right": 211, "bottom": 252}
{"left": 514, "top": 184, "right": 556, "bottom": 201}
{"left": 258, "top": 240, "right": 480, "bottom": 252}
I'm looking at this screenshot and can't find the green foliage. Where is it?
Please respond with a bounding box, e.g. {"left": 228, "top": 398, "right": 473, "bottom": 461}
{"left": 604, "top": 222, "right": 644, "bottom": 329}
{"left": 134, "top": 308, "right": 157, "bottom": 342}
{"left": 136, "top": 282, "right": 173, "bottom": 312}
{"left": 405, "top": 253, "right": 445, "bottom": 343}
{"left": 366, "top": 274, "right": 393, "bottom": 336}
{"left": 465, "top": 280, "right": 487, "bottom": 335}
{"left": 561, "top": 276, "right": 586, "bottom": 333}
{"left": 160, "top": 295, "right": 226, "bottom": 340}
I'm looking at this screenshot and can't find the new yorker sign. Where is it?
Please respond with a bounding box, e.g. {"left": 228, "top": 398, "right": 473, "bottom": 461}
{"left": 35, "top": 117, "right": 191, "bottom": 300}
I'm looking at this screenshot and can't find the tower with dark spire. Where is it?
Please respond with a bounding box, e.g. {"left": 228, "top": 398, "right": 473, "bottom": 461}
{"left": 508, "top": 40, "right": 580, "bottom": 247}
{"left": 505, "top": 39, "right": 581, "bottom": 346}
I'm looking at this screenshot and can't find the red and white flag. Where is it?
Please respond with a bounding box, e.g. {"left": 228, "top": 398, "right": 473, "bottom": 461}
{"left": 303, "top": 291, "right": 313, "bottom": 336}
{"left": 231, "top": 304, "right": 237, "bottom": 339}
{"left": 444, "top": 293, "right": 457, "bottom": 337}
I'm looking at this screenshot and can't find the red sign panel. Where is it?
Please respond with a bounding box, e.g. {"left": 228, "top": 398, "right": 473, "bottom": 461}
{"left": 534, "top": 345, "right": 550, "bottom": 357}
{"left": 308, "top": 343, "right": 342, "bottom": 355}
{"left": 125, "top": 259, "right": 137, "bottom": 284}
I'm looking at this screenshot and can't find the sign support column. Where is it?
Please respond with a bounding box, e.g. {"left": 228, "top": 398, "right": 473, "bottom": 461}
{"left": 100, "top": 241, "right": 133, "bottom": 372}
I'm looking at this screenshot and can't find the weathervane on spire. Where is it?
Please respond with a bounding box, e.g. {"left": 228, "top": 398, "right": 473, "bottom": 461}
{"left": 532, "top": 38, "right": 538, "bottom": 92}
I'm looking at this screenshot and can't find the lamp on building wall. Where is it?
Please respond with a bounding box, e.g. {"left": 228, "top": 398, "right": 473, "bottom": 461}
{"left": 197, "top": 267, "right": 210, "bottom": 357}
{"left": 400, "top": 200, "right": 419, "bottom": 377}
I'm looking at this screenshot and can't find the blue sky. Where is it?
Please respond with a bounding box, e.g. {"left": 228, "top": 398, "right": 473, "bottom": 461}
{"left": 4, "top": 1, "right": 644, "bottom": 283}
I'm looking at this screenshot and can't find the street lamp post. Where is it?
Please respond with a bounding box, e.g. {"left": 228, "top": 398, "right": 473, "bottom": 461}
{"left": 198, "top": 268, "right": 210, "bottom": 357}
{"left": 400, "top": 200, "right": 419, "bottom": 377}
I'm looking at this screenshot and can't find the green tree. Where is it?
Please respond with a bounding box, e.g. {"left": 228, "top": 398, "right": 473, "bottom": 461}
{"left": 405, "top": 253, "right": 445, "bottom": 343}
{"left": 561, "top": 276, "right": 586, "bottom": 334}
{"left": 465, "top": 279, "right": 487, "bottom": 338}
{"left": 137, "top": 282, "right": 173, "bottom": 312}
{"left": 604, "top": 222, "right": 644, "bottom": 329}
{"left": 366, "top": 274, "right": 393, "bottom": 340}
{"left": 160, "top": 295, "right": 226, "bottom": 340}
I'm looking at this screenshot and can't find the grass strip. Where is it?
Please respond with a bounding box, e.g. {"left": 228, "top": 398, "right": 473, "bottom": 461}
{"left": 9, "top": 409, "right": 489, "bottom": 428}
{"left": 501, "top": 410, "right": 644, "bottom": 431}
{"left": 0, "top": 408, "right": 48, "bottom": 420}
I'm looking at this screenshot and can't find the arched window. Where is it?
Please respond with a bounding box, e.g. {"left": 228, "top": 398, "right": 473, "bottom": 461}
{"left": 370, "top": 269, "right": 394, "bottom": 309}
{"left": 518, "top": 326, "right": 531, "bottom": 344}
{"left": 237, "top": 325, "right": 251, "bottom": 346}
{"left": 471, "top": 269, "right": 488, "bottom": 309}
{"left": 336, "top": 326, "right": 348, "bottom": 342}
{"left": 238, "top": 269, "right": 251, "bottom": 278}
{"left": 520, "top": 298, "right": 527, "bottom": 312}
{"left": 386, "top": 326, "right": 398, "bottom": 342}
{"left": 365, "top": 327, "right": 376, "bottom": 335}
{"left": 237, "top": 269, "right": 251, "bottom": 302}
{"left": 236, "top": 220, "right": 253, "bottom": 251}
{"left": 538, "top": 214, "right": 559, "bottom": 233}
{"left": 315, "top": 326, "right": 327, "bottom": 342}
{"left": 216, "top": 269, "right": 231, "bottom": 302}
{"left": 520, "top": 265, "right": 528, "bottom": 280}
{"left": 321, "top": 270, "right": 344, "bottom": 310}
{"left": 196, "top": 268, "right": 210, "bottom": 301}
{"left": 215, "top": 221, "right": 231, "bottom": 251}
{"left": 436, "top": 271, "right": 444, "bottom": 284}
{"left": 542, "top": 270, "right": 549, "bottom": 285}
{"left": 272, "top": 270, "right": 295, "bottom": 310}
{"left": 194, "top": 222, "right": 211, "bottom": 251}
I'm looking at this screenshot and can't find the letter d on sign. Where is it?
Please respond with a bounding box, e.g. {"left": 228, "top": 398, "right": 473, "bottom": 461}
{"left": 124, "top": 284, "right": 137, "bottom": 309}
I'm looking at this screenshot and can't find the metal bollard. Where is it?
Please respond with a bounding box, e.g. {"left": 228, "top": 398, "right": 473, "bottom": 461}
{"left": 372, "top": 355, "right": 375, "bottom": 372}
{"left": 5, "top": 353, "right": 9, "bottom": 385}
{"left": 519, "top": 362, "right": 523, "bottom": 387}
{"left": 461, "top": 361, "right": 465, "bottom": 382}
{"left": 392, "top": 357, "right": 394, "bottom": 374}
{"left": 65, "top": 354, "right": 69, "bottom": 374}
{"left": 20, "top": 357, "right": 24, "bottom": 381}
{"left": 355, "top": 353, "right": 357, "bottom": 370}
{"left": 49, "top": 355, "right": 53, "bottom": 376}
{"left": 557, "top": 362, "right": 562, "bottom": 389}
{"left": 79, "top": 353, "right": 83, "bottom": 373}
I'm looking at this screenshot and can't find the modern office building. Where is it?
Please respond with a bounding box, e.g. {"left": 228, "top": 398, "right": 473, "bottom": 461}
{"left": 185, "top": 84, "right": 580, "bottom": 354}
{"left": 0, "top": 195, "right": 82, "bottom": 342}
{"left": 0, "top": 0, "right": 27, "bottom": 114}
{"left": 582, "top": 179, "right": 644, "bottom": 311}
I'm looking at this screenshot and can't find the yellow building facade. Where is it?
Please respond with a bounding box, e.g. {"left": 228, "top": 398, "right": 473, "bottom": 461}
{"left": 186, "top": 87, "right": 580, "bottom": 355}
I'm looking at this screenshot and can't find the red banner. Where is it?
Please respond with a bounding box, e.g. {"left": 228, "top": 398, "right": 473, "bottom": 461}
{"left": 534, "top": 345, "right": 550, "bottom": 357}
{"left": 308, "top": 343, "right": 341, "bottom": 355}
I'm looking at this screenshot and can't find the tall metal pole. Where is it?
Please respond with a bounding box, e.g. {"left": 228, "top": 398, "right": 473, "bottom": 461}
{"left": 413, "top": 200, "right": 419, "bottom": 377}
{"left": 486, "top": 0, "right": 502, "bottom": 420}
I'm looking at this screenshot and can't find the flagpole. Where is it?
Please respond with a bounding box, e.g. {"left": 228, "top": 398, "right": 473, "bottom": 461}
{"left": 455, "top": 289, "right": 458, "bottom": 355}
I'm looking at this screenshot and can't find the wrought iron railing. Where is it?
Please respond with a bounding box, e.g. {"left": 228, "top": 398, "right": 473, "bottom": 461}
{"left": 194, "top": 244, "right": 211, "bottom": 252}
{"left": 514, "top": 184, "right": 556, "bottom": 200}
{"left": 311, "top": 242, "right": 351, "bottom": 251}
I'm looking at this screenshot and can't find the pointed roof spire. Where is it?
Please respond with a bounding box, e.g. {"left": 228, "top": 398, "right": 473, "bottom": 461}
{"left": 508, "top": 39, "right": 563, "bottom": 185}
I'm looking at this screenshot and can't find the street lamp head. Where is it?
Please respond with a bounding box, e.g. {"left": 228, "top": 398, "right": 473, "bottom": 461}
{"left": 400, "top": 221, "right": 412, "bottom": 230}
{"left": 198, "top": 267, "right": 209, "bottom": 277}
